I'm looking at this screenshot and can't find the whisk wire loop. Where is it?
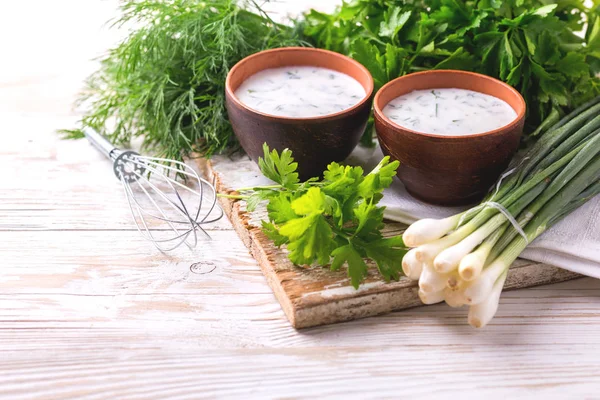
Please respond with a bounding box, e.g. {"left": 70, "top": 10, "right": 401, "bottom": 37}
{"left": 131, "top": 173, "right": 199, "bottom": 249}
{"left": 84, "top": 127, "right": 223, "bottom": 252}
{"left": 142, "top": 157, "right": 224, "bottom": 225}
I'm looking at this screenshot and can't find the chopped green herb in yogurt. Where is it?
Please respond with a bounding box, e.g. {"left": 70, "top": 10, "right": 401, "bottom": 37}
{"left": 382, "top": 88, "right": 517, "bottom": 135}
{"left": 234, "top": 66, "right": 366, "bottom": 118}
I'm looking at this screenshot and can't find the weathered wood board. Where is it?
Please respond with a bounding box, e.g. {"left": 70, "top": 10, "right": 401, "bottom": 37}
{"left": 197, "top": 154, "right": 581, "bottom": 329}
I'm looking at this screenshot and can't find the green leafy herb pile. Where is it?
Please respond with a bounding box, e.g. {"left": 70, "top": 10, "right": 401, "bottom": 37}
{"left": 226, "top": 144, "right": 408, "bottom": 288}
{"left": 302, "top": 0, "right": 600, "bottom": 139}
{"left": 63, "top": 0, "right": 307, "bottom": 161}
{"left": 65, "top": 0, "right": 600, "bottom": 157}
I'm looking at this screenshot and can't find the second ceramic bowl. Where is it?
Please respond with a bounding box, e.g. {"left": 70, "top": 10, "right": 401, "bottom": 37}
{"left": 374, "top": 70, "right": 526, "bottom": 206}
{"left": 225, "top": 47, "right": 374, "bottom": 180}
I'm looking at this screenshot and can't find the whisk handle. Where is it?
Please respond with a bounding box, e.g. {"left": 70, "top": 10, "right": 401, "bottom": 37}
{"left": 83, "top": 127, "right": 118, "bottom": 159}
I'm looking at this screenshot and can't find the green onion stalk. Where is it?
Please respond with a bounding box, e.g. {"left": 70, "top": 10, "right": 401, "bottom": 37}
{"left": 399, "top": 95, "right": 600, "bottom": 328}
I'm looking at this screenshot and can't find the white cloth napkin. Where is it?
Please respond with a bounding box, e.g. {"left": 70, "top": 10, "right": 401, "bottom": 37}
{"left": 347, "top": 145, "right": 600, "bottom": 278}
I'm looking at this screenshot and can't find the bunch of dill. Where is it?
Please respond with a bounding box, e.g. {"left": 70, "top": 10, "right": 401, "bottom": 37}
{"left": 63, "top": 0, "right": 307, "bottom": 160}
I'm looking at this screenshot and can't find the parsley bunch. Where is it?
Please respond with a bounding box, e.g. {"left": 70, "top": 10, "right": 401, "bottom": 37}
{"left": 230, "top": 144, "right": 408, "bottom": 288}
{"left": 302, "top": 0, "right": 600, "bottom": 142}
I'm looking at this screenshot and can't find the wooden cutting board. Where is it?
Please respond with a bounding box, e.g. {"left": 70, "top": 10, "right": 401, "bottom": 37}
{"left": 197, "top": 154, "right": 580, "bottom": 329}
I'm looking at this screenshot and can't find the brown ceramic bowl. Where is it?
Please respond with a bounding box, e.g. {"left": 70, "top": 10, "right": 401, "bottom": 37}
{"left": 374, "top": 70, "right": 526, "bottom": 206}
{"left": 225, "top": 47, "right": 374, "bottom": 179}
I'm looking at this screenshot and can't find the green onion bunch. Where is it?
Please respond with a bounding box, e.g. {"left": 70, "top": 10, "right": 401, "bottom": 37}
{"left": 400, "top": 95, "right": 600, "bottom": 328}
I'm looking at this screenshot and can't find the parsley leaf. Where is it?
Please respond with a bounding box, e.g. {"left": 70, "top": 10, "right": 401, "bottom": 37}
{"left": 357, "top": 156, "right": 400, "bottom": 199}
{"left": 385, "top": 44, "right": 408, "bottom": 81}
{"left": 533, "top": 30, "right": 560, "bottom": 65}
{"left": 258, "top": 143, "right": 299, "bottom": 190}
{"left": 275, "top": 187, "right": 336, "bottom": 265}
{"left": 280, "top": 213, "right": 336, "bottom": 266}
{"left": 266, "top": 192, "right": 298, "bottom": 224}
{"left": 531, "top": 60, "right": 569, "bottom": 105}
{"left": 555, "top": 52, "right": 589, "bottom": 77}
{"left": 262, "top": 221, "right": 289, "bottom": 247}
{"left": 331, "top": 244, "right": 369, "bottom": 289}
{"left": 364, "top": 236, "right": 407, "bottom": 282}
{"left": 289, "top": 186, "right": 326, "bottom": 215}
{"left": 353, "top": 199, "right": 386, "bottom": 239}
{"left": 379, "top": 7, "right": 412, "bottom": 40}
{"left": 350, "top": 38, "right": 387, "bottom": 90}
{"left": 246, "top": 190, "right": 271, "bottom": 212}
{"left": 506, "top": 58, "right": 524, "bottom": 86}
{"left": 322, "top": 163, "right": 364, "bottom": 200}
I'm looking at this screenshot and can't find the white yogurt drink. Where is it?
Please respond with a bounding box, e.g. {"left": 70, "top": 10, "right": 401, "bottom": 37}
{"left": 382, "top": 88, "right": 517, "bottom": 135}
{"left": 234, "top": 66, "right": 366, "bottom": 118}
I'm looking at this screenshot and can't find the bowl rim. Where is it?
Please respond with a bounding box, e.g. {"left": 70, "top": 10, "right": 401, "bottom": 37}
{"left": 373, "top": 69, "right": 526, "bottom": 139}
{"left": 225, "top": 47, "right": 374, "bottom": 122}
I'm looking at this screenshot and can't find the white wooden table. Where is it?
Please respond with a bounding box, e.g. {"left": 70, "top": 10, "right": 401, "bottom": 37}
{"left": 2, "top": 2, "right": 600, "bottom": 398}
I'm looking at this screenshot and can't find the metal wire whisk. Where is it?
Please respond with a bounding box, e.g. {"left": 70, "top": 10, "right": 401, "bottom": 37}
{"left": 84, "top": 128, "right": 223, "bottom": 252}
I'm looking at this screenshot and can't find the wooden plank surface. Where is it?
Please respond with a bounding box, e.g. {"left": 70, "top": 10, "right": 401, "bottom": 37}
{"left": 2, "top": 1, "right": 600, "bottom": 399}
{"left": 199, "top": 155, "right": 581, "bottom": 328}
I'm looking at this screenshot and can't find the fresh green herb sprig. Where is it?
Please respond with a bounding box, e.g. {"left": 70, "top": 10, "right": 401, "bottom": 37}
{"left": 302, "top": 0, "right": 600, "bottom": 142}
{"left": 225, "top": 144, "right": 408, "bottom": 288}
{"left": 62, "top": 0, "right": 308, "bottom": 161}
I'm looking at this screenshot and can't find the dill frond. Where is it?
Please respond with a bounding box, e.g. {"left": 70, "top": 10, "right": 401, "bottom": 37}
{"left": 68, "top": 0, "right": 309, "bottom": 161}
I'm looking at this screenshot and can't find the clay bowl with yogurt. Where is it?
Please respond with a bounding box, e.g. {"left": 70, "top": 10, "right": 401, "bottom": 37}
{"left": 374, "top": 70, "right": 526, "bottom": 206}
{"left": 225, "top": 47, "right": 374, "bottom": 179}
